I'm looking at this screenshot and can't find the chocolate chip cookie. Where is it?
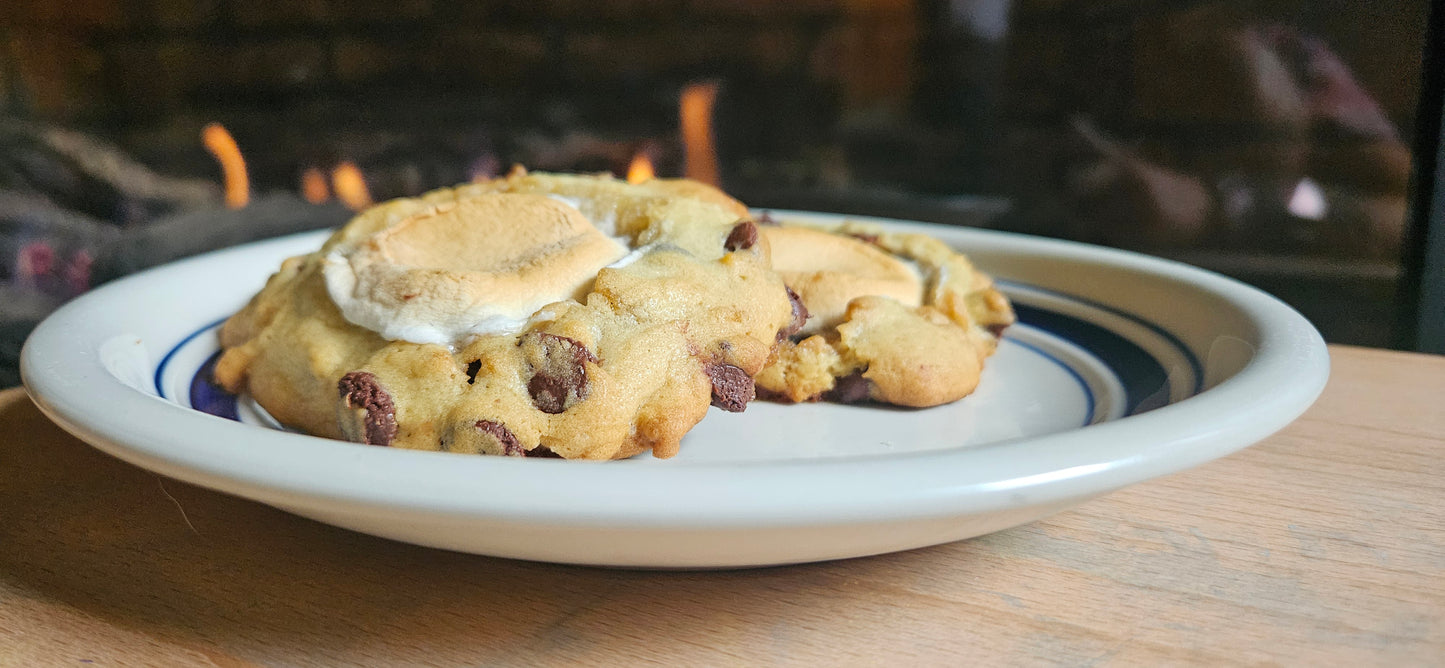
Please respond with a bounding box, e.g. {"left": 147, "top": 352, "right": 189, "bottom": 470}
{"left": 753, "top": 221, "right": 1015, "bottom": 407}
{"left": 214, "top": 169, "right": 795, "bottom": 459}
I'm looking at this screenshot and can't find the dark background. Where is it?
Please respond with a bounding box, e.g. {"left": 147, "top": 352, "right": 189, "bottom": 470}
{"left": 0, "top": 0, "right": 1438, "bottom": 386}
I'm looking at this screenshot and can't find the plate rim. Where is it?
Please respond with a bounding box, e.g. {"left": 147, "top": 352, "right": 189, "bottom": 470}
{"left": 20, "top": 215, "right": 1330, "bottom": 531}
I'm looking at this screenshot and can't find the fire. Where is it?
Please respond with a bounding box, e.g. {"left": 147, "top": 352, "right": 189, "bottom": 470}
{"left": 331, "top": 161, "right": 373, "bottom": 211}
{"left": 680, "top": 82, "right": 720, "bottom": 186}
{"left": 627, "top": 152, "right": 655, "bottom": 184}
{"left": 300, "top": 167, "right": 330, "bottom": 204}
{"left": 201, "top": 123, "right": 249, "bottom": 208}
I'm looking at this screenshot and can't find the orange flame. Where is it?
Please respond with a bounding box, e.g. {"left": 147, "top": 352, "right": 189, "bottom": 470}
{"left": 627, "top": 153, "right": 655, "bottom": 184}
{"left": 202, "top": 123, "right": 249, "bottom": 208}
{"left": 300, "top": 167, "right": 330, "bottom": 204}
{"left": 680, "top": 82, "right": 720, "bottom": 186}
{"left": 331, "top": 161, "right": 373, "bottom": 211}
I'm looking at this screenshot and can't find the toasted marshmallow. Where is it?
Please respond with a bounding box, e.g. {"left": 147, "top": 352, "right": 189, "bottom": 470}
{"left": 323, "top": 193, "right": 628, "bottom": 344}
{"left": 761, "top": 226, "right": 923, "bottom": 336}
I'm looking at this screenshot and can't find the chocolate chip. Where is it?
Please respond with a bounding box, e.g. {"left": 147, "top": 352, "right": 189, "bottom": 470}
{"left": 823, "top": 370, "right": 872, "bottom": 404}
{"left": 474, "top": 419, "right": 525, "bottom": 456}
{"left": 850, "top": 233, "right": 881, "bottom": 245}
{"left": 706, "top": 362, "right": 754, "bottom": 412}
{"left": 756, "top": 211, "right": 779, "bottom": 226}
{"left": 524, "top": 333, "right": 598, "bottom": 414}
{"left": 525, "top": 444, "right": 564, "bottom": 458}
{"left": 464, "top": 359, "right": 481, "bottom": 384}
{"left": 724, "top": 220, "right": 759, "bottom": 251}
{"left": 778, "top": 286, "right": 810, "bottom": 341}
{"left": 337, "top": 371, "right": 398, "bottom": 446}
{"left": 987, "top": 323, "right": 1010, "bottom": 338}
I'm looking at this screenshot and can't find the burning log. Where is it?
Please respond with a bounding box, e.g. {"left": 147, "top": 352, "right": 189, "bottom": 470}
{"left": 0, "top": 118, "right": 354, "bottom": 386}
{"left": 99, "top": 193, "right": 352, "bottom": 279}
{"left": 0, "top": 119, "right": 220, "bottom": 225}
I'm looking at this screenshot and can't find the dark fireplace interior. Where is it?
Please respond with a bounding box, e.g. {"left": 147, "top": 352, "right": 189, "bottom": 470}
{"left": 0, "top": 0, "right": 1433, "bottom": 383}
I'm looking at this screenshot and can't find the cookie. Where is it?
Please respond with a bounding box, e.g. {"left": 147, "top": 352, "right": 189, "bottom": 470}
{"left": 215, "top": 169, "right": 796, "bottom": 459}
{"left": 753, "top": 222, "right": 1015, "bottom": 407}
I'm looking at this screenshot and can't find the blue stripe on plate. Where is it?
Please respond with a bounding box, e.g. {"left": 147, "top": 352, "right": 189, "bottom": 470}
{"left": 1012, "top": 304, "right": 1168, "bottom": 416}
{"left": 996, "top": 278, "right": 1204, "bottom": 396}
{"left": 189, "top": 351, "right": 240, "bottom": 421}
{"left": 159, "top": 282, "right": 1193, "bottom": 425}
{"left": 153, "top": 316, "right": 228, "bottom": 399}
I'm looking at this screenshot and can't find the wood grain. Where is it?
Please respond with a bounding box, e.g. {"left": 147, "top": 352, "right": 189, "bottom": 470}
{"left": 1, "top": 345, "right": 1441, "bottom": 666}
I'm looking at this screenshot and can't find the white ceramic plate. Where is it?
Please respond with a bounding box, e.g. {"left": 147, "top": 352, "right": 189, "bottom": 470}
{"left": 21, "top": 212, "right": 1329, "bottom": 567}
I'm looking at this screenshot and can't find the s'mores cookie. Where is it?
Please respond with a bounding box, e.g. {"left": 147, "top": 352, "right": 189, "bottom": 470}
{"left": 215, "top": 169, "right": 797, "bottom": 459}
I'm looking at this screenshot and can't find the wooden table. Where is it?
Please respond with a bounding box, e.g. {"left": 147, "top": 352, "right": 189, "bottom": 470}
{"left": 1, "top": 345, "right": 1440, "bottom": 665}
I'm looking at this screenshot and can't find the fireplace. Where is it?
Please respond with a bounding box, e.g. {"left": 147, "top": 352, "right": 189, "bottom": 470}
{"left": 0, "top": 0, "right": 1438, "bottom": 384}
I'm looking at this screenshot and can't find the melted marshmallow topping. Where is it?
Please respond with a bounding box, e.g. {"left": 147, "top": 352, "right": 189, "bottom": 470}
{"left": 323, "top": 193, "right": 628, "bottom": 344}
